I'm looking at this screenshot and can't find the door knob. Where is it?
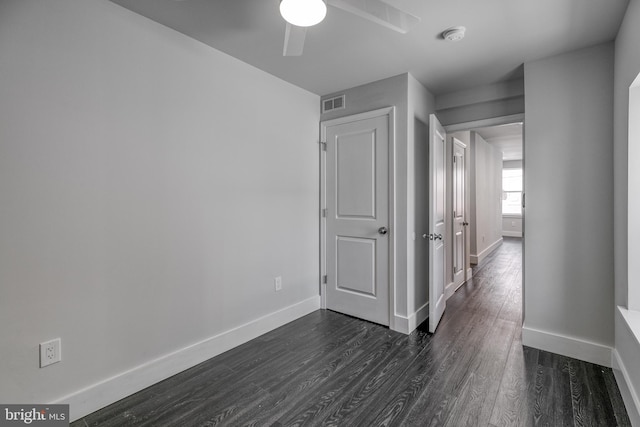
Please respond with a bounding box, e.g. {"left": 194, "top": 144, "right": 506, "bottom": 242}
{"left": 378, "top": 226, "right": 388, "bottom": 235}
{"left": 423, "top": 233, "right": 443, "bottom": 240}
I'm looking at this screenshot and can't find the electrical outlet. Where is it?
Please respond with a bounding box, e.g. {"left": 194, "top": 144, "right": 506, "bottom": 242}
{"left": 40, "top": 338, "right": 61, "bottom": 368}
{"left": 274, "top": 276, "right": 282, "bottom": 292}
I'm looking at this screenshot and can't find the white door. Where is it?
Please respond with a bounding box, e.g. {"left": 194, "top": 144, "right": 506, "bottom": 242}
{"left": 452, "top": 138, "right": 466, "bottom": 288}
{"left": 429, "top": 114, "right": 446, "bottom": 333}
{"left": 323, "top": 110, "right": 391, "bottom": 326}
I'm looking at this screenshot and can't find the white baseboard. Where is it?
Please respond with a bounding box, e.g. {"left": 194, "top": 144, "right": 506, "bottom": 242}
{"left": 392, "top": 302, "right": 429, "bottom": 335}
{"left": 412, "top": 302, "right": 429, "bottom": 332}
{"left": 522, "top": 325, "right": 612, "bottom": 367}
{"left": 446, "top": 282, "right": 455, "bottom": 299}
{"left": 470, "top": 238, "right": 503, "bottom": 265}
{"left": 502, "top": 231, "right": 522, "bottom": 238}
{"left": 391, "top": 315, "right": 410, "bottom": 334}
{"left": 56, "top": 296, "right": 321, "bottom": 422}
{"left": 612, "top": 349, "right": 640, "bottom": 426}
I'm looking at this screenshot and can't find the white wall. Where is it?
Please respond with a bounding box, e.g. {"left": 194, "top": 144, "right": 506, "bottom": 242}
{"left": 630, "top": 82, "right": 640, "bottom": 311}
{"left": 503, "top": 160, "right": 523, "bottom": 169}
{"left": 613, "top": 0, "right": 640, "bottom": 422}
{"left": 616, "top": 0, "right": 640, "bottom": 313}
{"left": 523, "top": 43, "right": 615, "bottom": 363}
{"left": 502, "top": 217, "right": 523, "bottom": 237}
{"left": 435, "top": 79, "right": 525, "bottom": 127}
{"left": 0, "top": 0, "right": 320, "bottom": 419}
{"left": 469, "top": 132, "right": 503, "bottom": 264}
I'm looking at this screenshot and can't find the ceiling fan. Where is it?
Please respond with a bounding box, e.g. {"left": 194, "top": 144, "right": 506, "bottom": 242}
{"left": 279, "top": 0, "right": 421, "bottom": 56}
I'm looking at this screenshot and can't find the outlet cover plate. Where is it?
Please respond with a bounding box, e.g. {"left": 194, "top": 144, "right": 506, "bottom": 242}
{"left": 40, "top": 338, "right": 61, "bottom": 368}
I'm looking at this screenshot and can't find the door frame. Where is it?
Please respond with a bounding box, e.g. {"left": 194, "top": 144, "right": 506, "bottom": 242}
{"left": 444, "top": 113, "right": 525, "bottom": 324}
{"left": 319, "top": 107, "right": 396, "bottom": 329}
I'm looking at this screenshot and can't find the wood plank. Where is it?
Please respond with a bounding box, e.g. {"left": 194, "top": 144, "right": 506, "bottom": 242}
{"left": 401, "top": 390, "right": 457, "bottom": 426}
{"left": 568, "top": 358, "right": 622, "bottom": 427}
{"left": 550, "top": 354, "right": 575, "bottom": 426}
{"left": 278, "top": 332, "right": 416, "bottom": 425}
{"left": 530, "top": 365, "right": 555, "bottom": 425}
{"left": 442, "top": 319, "right": 516, "bottom": 426}
{"left": 488, "top": 341, "right": 539, "bottom": 426}
{"left": 232, "top": 322, "right": 398, "bottom": 426}
{"left": 603, "top": 366, "right": 633, "bottom": 427}
{"left": 351, "top": 308, "right": 487, "bottom": 426}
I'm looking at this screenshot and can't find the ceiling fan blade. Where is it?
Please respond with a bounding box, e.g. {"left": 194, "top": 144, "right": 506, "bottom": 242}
{"left": 328, "top": 0, "right": 420, "bottom": 34}
{"left": 283, "top": 23, "right": 307, "bottom": 56}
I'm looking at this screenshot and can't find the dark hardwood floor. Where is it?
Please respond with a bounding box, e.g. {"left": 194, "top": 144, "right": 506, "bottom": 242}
{"left": 73, "top": 238, "right": 631, "bottom": 426}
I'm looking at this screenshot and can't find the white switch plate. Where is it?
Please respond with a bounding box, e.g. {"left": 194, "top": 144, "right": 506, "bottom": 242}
{"left": 274, "top": 276, "right": 282, "bottom": 291}
{"left": 40, "top": 338, "right": 61, "bottom": 368}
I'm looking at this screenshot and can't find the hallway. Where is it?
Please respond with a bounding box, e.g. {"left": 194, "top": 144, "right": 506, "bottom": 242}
{"left": 73, "top": 238, "right": 631, "bottom": 426}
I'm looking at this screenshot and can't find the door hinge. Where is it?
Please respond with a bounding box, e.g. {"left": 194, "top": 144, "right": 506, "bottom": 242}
{"left": 453, "top": 156, "right": 456, "bottom": 163}
{"left": 323, "top": 275, "right": 328, "bottom": 284}
{"left": 322, "top": 208, "right": 328, "bottom": 218}
{"left": 320, "top": 141, "right": 327, "bottom": 151}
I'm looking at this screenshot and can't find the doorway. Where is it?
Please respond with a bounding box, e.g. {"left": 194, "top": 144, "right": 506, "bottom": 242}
{"left": 445, "top": 115, "right": 524, "bottom": 323}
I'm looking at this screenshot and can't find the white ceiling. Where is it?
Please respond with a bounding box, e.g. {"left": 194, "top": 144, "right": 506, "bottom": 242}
{"left": 475, "top": 123, "right": 523, "bottom": 161}
{"left": 109, "top": 0, "right": 629, "bottom": 96}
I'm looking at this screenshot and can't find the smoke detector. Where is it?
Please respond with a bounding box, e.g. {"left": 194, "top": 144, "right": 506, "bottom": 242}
{"left": 442, "top": 26, "right": 466, "bottom": 42}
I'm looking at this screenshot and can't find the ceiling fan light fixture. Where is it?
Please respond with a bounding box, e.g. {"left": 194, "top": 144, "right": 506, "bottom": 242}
{"left": 280, "top": 0, "right": 327, "bottom": 27}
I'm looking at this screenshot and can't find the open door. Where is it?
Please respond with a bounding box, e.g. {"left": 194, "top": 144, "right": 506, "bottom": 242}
{"left": 429, "top": 114, "right": 447, "bottom": 333}
{"left": 452, "top": 137, "right": 467, "bottom": 289}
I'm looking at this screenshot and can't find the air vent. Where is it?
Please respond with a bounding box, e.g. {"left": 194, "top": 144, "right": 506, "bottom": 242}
{"left": 322, "top": 95, "right": 346, "bottom": 113}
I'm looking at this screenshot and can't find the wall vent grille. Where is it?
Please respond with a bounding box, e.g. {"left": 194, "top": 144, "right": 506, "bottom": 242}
{"left": 322, "top": 95, "right": 346, "bottom": 113}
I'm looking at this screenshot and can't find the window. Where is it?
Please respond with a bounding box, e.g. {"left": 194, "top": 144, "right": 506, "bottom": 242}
{"left": 502, "top": 168, "right": 522, "bottom": 215}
